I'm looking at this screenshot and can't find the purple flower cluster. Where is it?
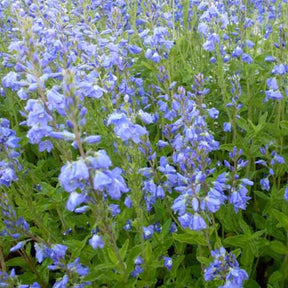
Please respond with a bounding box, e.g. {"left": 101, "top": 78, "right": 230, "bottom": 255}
{"left": 1, "top": 193, "right": 30, "bottom": 240}
{"left": 0, "top": 118, "right": 21, "bottom": 186}
{"left": 255, "top": 145, "right": 285, "bottom": 192}
{"left": 157, "top": 83, "right": 220, "bottom": 230}
{"left": 155, "top": 80, "right": 254, "bottom": 230}
{"left": 0, "top": 269, "right": 17, "bottom": 287}
{"left": 59, "top": 150, "right": 129, "bottom": 212}
{"left": 2, "top": 0, "right": 288, "bottom": 286}
{"left": 141, "top": 26, "right": 174, "bottom": 63}
{"left": 204, "top": 247, "right": 248, "bottom": 288}
{"left": 224, "top": 147, "right": 254, "bottom": 213}
{"left": 35, "top": 243, "right": 90, "bottom": 288}
{"left": 108, "top": 112, "right": 148, "bottom": 144}
{"left": 130, "top": 256, "right": 144, "bottom": 278}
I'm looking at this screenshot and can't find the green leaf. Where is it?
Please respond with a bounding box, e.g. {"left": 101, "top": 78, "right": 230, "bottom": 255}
{"left": 271, "top": 209, "right": 288, "bottom": 231}
{"left": 241, "top": 245, "right": 254, "bottom": 273}
{"left": 254, "top": 190, "right": 270, "bottom": 200}
{"left": 120, "top": 239, "right": 129, "bottom": 260}
{"left": 84, "top": 263, "right": 115, "bottom": 282}
{"left": 173, "top": 231, "right": 207, "bottom": 246}
{"left": 268, "top": 271, "right": 283, "bottom": 283}
{"left": 259, "top": 112, "right": 268, "bottom": 125}
{"left": 237, "top": 118, "right": 249, "bottom": 131}
{"left": 245, "top": 279, "right": 261, "bottom": 288}
{"left": 105, "top": 246, "right": 118, "bottom": 265}
{"left": 196, "top": 256, "right": 211, "bottom": 266}
{"left": 270, "top": 241, "right": 287, "bottom": 255}
{"left": 280, "top": 120, "right": 288, "bottom": 130}
{"left": 6, "top": 257, "right": 27, "bottom": 268}
{"left": 219, "top": 144, "right": 235, "bottom": 152}
{"left": 223, "top": 235, "right": 249, "bottom": 248}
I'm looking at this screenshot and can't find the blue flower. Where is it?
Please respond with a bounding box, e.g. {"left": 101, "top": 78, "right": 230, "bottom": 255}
{"left": 232, "top": 47, "right": 243, "bottom": 57}
{"left": 169, "top": 222, "right": 178, "bottom": 233}
{"left": 109, "top": 204, "right": 120, "bottom": 216}
{"left": 229, "top": 186, "right": 251, "bottom": 212}
{"left": 83, "top": 135, "right": 101, "bottom": 144}
{"left": 171, "top": 194, "right": 187, "bottom": 215}
{"left": 260, "top": 178, "right": 270, "bottom": 191}
{"left": 284, "top": 187, "right": 288, "bottom": 202}
{"left": 39, "top": 140, "right": 53, "bottom": 152}
{"left": 108, "top": 112, "right": 148, "bottom": 144}
{"left": 50, "top": 244, "right": 68, "bottom": 262}
{"left": 88, "top": 150, "right": 112, "bottom": 170}
{"left": 189, "top": 214, "right": 207, "bottom": 230}
{"left": 123, "top": 220, "right": 132, "bottom": 231}
{"left": 272, "top": 64, "right": 287, "bottom": 75}
{"left": 143, "top": 225, "right": 154, "bottom": 240}
{"left": 47, "top": 87, "right": 66, "bottom": 116}
{"left": 67, "top": 258, "right": 89, "bottom": 276}
{"left": 124, "top": 196, "right": 133, "bottom": 208}
{"left": 265, "top": 56, "right": 276, "bottom": 62}
{"left": 59, "top": 159, "right": 89, "bottom": 193}
{"left": 25, "top": 99, "right": 53, "bottom": 127}
{"left": 178, "top": 213, "right": 192, "bottom": 229}
{"left": 138, "top": 109, "right": 154, "bottom": 124}
{"left": 226, "top": 267, "right": 249, "bottom": 286}
{"left": 53, "top": 275, "right": 68, "bottom": 288}
{"left": 105, "top": 168, "right": 129, "bottom": 200}
{"left": 223, "top": 122, "right": 232, "bottom": 132}
{"left": 163, "top": 257, "right": 173, "bottom": 271}
{"left": 241, "top": 53, "right": 253, "bottom": 64}
{"left": 66, "top": 192, "right": 87, "bottom": 212}
{"left": 267, "top": 78, "right": 278, "bottom": 90}
{"left": 93, "top": 171, "right": 112, "bottom": 189}
{"left": 2, "top": 71, "right": 22, "bottom": 91}
{"left": 134, "top": 256, "right": 143, "bottom": 265}
{"left": 130, "top": 265, "right": 143, "bottom": 278}
{"left": 204, "top": 247, "right": 248, "bottom": 287}
{"left": 89, "top": 234, "right": 104, "bottom": 250}
{"left": 265, "top": 90, "right": 283, "bottom": 100}
{"left": 208, "top": 108, "right": 219, "bottom": 119}
{"left": 198, "top": 22, "right": 209, "bottom": 36}
{"left": 10, "top": 241, "right": 25, "bottom": 252}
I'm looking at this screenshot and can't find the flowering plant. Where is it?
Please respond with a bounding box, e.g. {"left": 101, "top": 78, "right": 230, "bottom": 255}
{"left": 1, "top": 0, "right": 288, "bottom": 287}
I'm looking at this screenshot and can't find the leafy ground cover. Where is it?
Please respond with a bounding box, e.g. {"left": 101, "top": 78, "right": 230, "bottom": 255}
{"left": 1, "top": 0, "right": 288, "bottom": 287}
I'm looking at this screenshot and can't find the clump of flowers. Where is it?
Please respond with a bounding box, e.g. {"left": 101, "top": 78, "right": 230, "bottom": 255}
{"left": 0, "top": 118, "right": 21, "bottom": 186}
{"left": 204, "top": 247, "right": 248, "bottom": 288}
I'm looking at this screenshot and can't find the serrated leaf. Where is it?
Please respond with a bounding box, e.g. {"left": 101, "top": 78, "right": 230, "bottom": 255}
{"left": 254, "top": 190, "right": 270, "bottom": 200}
{"left": 120, "top": 239, "right": 129, "bottom": 260}
{"left": 106, "top": 246, "right": 118, "bottom": 265}
{"left": 270, "top": 241, "right": 287, "bottom": 255}
{"left": 280, "top": 120, "right": 288, "bottom": 130}
{"left": 224, "top": 235, "right": 249, "bottom": 247}
{"left": 219, "top": 144, "right": 235, "bottom": 152}
{"left": 268, "top": 271, "right": 283, "bottom": 283}
{"left": 259, "top": 112, "right": 268, "bottom": 125}
{"left": 173, "top": 231, "right": 207, "bottom": 246}
{"left": 196, "top": 256, "right": 211, "bottom": 266}
{"left": 271, "top": 209, "right": 288, "bottom": 231}
{"left": 239, "top": 218, "right": 252, "bottom": 235}
{"left": 241, "top": 245, "right": 254, "bottom": 273}
{"left": 6, "top": 257, "right": 27, "bottom": 268}
{"left": 237, "top": 118, "right": 249, "bottom": 131}
{"left": 245, "top": 279, "right": 261, "bottom": 288}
